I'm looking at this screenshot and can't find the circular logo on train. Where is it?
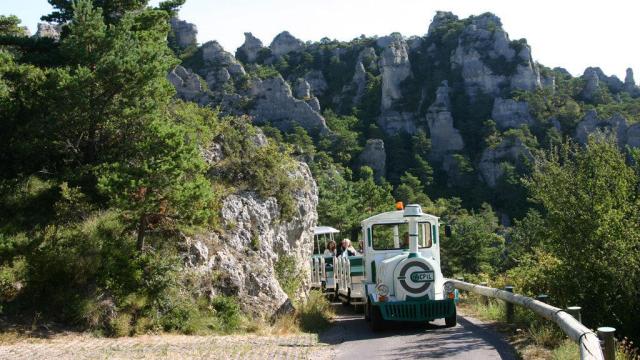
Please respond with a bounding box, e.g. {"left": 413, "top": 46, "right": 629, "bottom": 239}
{"left": 397, "top": 261, "right": 434, "bottom": 294}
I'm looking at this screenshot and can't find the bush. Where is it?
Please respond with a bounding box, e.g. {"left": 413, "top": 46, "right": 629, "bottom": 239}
{"left": 297, "top": 290, "right": 334, "bottom": 333}
{"left": 274, "top": 255, "right": 302, "bottom": 299}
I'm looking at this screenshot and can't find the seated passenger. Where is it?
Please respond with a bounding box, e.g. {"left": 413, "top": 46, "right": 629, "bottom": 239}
{"left": 324, "top": 240, "right": 337, "bottom": 257}
{"left": 341, "top": 239, "right": 358, "bottom": 257}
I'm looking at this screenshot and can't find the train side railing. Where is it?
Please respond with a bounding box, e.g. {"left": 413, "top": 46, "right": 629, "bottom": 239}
{"left": 446, "top": 279, "right": 607, "bottom": 360}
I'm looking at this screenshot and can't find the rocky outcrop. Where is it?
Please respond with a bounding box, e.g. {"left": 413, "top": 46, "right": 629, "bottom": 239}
{"left": 510, "top": 46, "right": 541, "bottom": 91}
{"left": 358, "top": 139, "right": 386, "bottom": 180}
{"left": 581, "top": 68, "right": 600, "bottom": 101}
{"left": 237, "top": 32, "right": 264, "bottom": 63}
{"left": 170, "top": 17, "right": 197, "bottom": 49}
{"left": 378, "top": 33, "right": 411, "bottom": 111}
{"left": 574, "top": 110, "right": 627, "bottom": 147}
{"left": 582, "top": 67, "right": 624, "bottom": 96}
{"left": 34, "top": 23, "right": 61, "bottom": 40}
{"left": 377, "top": 33, "right": 415, "bottom": 134}
{"left": 351, "top": 61, "right": 368, "bottom": 105}
{"left": 185, "top": 156, "right": 318, "bottom": 318}
{"left": 250, "top": 75, "right": 329, "bottom": 134}
{"left": 304, "top": 70, "right": 328, "bottom": 96}
{"left": 202, "top": 41, "right": 245, "bottom": 73}
{"left": 624, "top": 68, "right": 639, "bottom": 96}
{"left": 491, "top": 98, "right": 534, "bottom": 130}
{"left": 270, "top": 31, "right": 304, "bottom": 57}
{"left": 168, "top": 65, "right": 207, "bottom": 103}
{"left": 428, "top": 11, "right": 459, "bottom": 35}
{"left": 479, "top": 137, "right": 533, "bottom": 188}
{"left": 294, "top": 78, "right": 311, "bottom": 99}
{"left": 426, "top": 81, "right": 464, "bottom": 162}
{"left": 450, "top": 13, "right": 540, "bottom": 97}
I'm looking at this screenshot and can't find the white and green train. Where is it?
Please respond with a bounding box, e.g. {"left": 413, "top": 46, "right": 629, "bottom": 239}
{"left": 310, "top": 203, "right": 457, "bottom": 331}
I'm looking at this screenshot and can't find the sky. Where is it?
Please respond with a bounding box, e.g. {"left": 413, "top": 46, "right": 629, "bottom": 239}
{"left": 4, "top": 0, "right": 639, "bottom": 80}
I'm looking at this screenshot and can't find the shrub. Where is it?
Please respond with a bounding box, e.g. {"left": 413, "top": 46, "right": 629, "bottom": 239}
{"left": 297, "top": 290, "right": 334, "bottom": 333}
{"left": 274, "top": 255, "right": 302, "bottom": 299}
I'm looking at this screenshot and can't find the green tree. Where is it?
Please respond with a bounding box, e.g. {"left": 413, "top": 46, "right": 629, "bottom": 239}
{"left": 521, "top": 135, "right": 640, "bottom": 338}
{"left": 0, "top": 15, "right": 27, "bottom": 37}
{"left": 43, "top": 0, "right": 149, "bottom": 24}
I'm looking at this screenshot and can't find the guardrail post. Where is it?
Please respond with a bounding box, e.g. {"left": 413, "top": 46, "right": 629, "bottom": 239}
{"left": 504, "top": 286, "right": 514, "bottom": 323}
{"left": 566, "top": 306, "right": 582, "bottom": 323}
{"left": 597, "top": 327, "right": 616, "bottom": 360}
{"left": 480, "top": 282, "right": 488, "bottom": 305}
{"left": 536, "top": 294, "right": 549, "bottom": 304}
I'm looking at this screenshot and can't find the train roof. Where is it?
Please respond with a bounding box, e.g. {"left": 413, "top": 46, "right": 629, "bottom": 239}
{"left": 314, "top": 226, "right": 340, "bottom": 235}
{"left": 360, "top": 208, "right": 438, "bottom": 226}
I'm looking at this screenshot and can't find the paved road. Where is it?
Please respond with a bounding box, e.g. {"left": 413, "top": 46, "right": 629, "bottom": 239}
{"left": 320, "top": 305, "right": 516, "bottom": 360}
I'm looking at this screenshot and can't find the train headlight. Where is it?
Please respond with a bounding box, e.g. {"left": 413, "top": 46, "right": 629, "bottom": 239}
{"left": 376, "top": 283, "right": 390, "bottom": 297}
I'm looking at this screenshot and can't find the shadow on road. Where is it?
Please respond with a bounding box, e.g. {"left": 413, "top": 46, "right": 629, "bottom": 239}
{"left": 320, "top": 303, "right": 516, "bottom": 360}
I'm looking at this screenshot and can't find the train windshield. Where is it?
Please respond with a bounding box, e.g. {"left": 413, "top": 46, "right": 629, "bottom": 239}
{"left": 371, "top": 222, "right": 432, "bottom": 250}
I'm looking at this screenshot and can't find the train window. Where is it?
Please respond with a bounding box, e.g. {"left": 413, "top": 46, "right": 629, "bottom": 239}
{"left": 371, "top": 222, "right": 433, "bottom": 250}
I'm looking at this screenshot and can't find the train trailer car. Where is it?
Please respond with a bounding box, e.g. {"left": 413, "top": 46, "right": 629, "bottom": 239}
{"left": 310, "top": 226, "right": 339, "bottom": 295}
{"left": 360, "top": 203, "right": 457, "bottom": 331}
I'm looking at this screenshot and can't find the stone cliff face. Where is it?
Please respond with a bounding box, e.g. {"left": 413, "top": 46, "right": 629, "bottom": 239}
{"left": 426, "top": 81, "right": 464, "bottom": 162}
{"left": 170, "top": 17, "right": 198, "bottom": 49}
{"left": 169, "top": 12, "right": 640, "bottom": 194}
{"left": 184, "top": 135, "right": 318, "bottom": 318}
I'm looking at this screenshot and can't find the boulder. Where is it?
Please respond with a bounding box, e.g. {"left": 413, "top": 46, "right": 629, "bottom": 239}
{"left": 185, "top": 160, "right": 318, "bottom": 318}
{"left": 358, "top": 139, "right": 386, "bottom": 180}
{"left": 270, "top": 31, "right": 304, "bottom": 57}
{"left": 249, "top": 75, "right": 329, "bottom": 134}
{"left": 426, "top": 81, "right": 464, "bottom": 162}
{"left": 479, "top": 137, "right": 533, "bottom": 188}
{"left": 491, "top": 98, "right": 534, "bottom": 130}
{"left": 237, "top": 32, "right": 264, "bottom": 63}
{"left": 170, "top": 17, "right": 197, "bottom": 49}
{"left": 34, "top": 23, "right": 61, "bottom": 40}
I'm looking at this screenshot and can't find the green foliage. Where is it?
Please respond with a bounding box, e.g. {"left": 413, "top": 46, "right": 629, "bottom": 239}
{"left": 213, "top": 116, "right": 301, "bottom": 220}
{"left": 297, "top": 290, "right": 333, "bottom": 333}
{"left": 274, "top": 255, "right": 302, "bottom": 298}
{"left": 441, "top": 203, "right": 505, "bottom": 276}
{"left": 43, "top": 0, "right": 149, "bottom": 24}
{"left": 516, "top": 135, "right": 640, "bottom": 339}
{"left": 0, "top": 15, "right": 27, "bottom": 37}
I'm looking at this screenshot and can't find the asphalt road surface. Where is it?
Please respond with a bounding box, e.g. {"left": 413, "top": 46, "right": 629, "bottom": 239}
{"left": 320, "top": 304, "right": 516, "bottom": 360}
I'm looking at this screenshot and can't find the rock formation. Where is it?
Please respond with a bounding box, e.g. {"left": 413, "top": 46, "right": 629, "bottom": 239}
{"left": 34, "top": 23, "right": 61, "bottom": 40}
{"left": 185, "top": 142, "right": 318, "bottom": 317}
{"left": 491, "top": 98, "right": 534, "bottom": 130}
{"left": 479, "top": 137, "right": 533, "bottom": 188}
{"left": 270, "top": 31, "right": 304, "bottom": 57}
{"left": 358, "top": 139, "right": 387, "bottom": 180}
{"left": 449, "top": 13, "right": 540, "bottom": 98}
{"left": 379, "top": 33, "right": 411, "bottom": 111}
{"left": 377, "top": 33, "right": 415, "bottom": 134}
{"left": 294, "top": 78, "right": 311, "bottom": 99}
{"left": 249, "top": 75, "right": 329, "bottom": 134}
{"left": 170, "top": 17, "right": 198, "bottom": 49}
{"left": 581, "top": 68, "right": 601, "bottom": 101}
{"left": 426, "top": 81, "right": 464, "bottom": 162}
{"left": 304, "top": 70, "right": 328, "bottom": 96}
{"left": 236, "top": 32, "right": 264, "bottom": 63}
{"left": 168, "top": 65, "right": 207, "bottom": 104}
{"left": 574, "top": 110, "right": 628, "bottom": 147}
{"left": 624, "top": 68, "right": 639, "bottom": 96}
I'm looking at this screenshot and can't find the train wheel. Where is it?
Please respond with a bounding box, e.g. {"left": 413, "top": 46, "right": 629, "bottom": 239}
{"left": 370, "top": 304, "right": 384, "bottom": 331}
{"left": 445, "top": 307, "right": 457, "bottom": 327}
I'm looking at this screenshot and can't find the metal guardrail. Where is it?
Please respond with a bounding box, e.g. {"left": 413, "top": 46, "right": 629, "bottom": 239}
{"left": 447, "top": 279, "right": 605, "bottom": 360}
